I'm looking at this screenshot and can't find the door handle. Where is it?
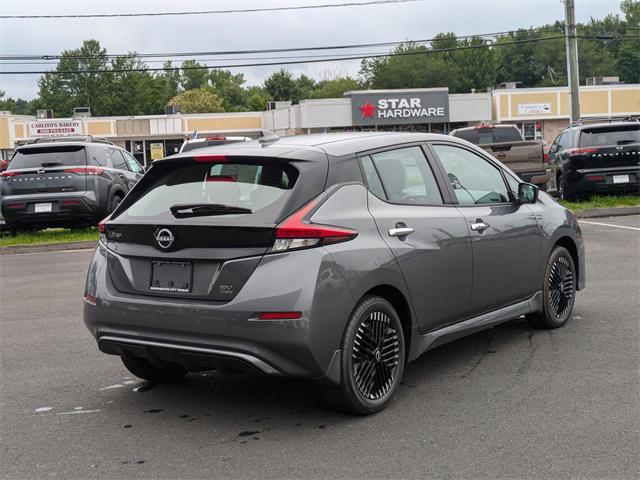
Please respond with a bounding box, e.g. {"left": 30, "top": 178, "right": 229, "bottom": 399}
{"left": 470, "top": 220, "right": 490, "bottom": 232}
{"left": 388, "top": 227, "right": 415, "bottom": 237}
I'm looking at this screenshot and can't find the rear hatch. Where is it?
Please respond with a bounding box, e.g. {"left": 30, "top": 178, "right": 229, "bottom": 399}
{"left": 3, "top": 145, "right": 88, "bottom": 195}
{"left": 103, "top": 153, "right": 326, "bottom": 302}
{"left": 572, "top": 123, "right": 640, "bottom": 170}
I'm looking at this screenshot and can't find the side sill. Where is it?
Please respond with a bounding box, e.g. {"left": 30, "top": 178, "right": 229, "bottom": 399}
{"left": 408, "top": 291, "right": 542, "bottom": 362}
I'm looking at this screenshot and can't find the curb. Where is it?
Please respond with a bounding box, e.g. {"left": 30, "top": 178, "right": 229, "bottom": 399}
{"left": 574, "top": 206, "right": 640, "bottom": 219}
{"left": 0, "top": 240, "right": 97, "bottom": 255}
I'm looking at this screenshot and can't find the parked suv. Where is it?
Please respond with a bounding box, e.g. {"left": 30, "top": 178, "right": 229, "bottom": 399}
{"left": 0, "top": 136, "right": 143, "bottom": 233}
{"left": 84, "top": 132, "right": 585, "bottom": 414}
{"left": 548, "top": 121, "right": 640, "bottom": 200}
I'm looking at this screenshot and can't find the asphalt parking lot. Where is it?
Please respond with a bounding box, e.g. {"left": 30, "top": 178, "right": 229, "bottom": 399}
{"left": 1, "top": 215, "right": 638, "bottom": 479}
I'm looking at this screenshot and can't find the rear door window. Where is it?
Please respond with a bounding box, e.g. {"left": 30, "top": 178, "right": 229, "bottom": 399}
{"left": 123, "top": 151, "right": 142, "bottom": 173}
{"left": 369, "top": 146, "right": 443, "bottom": 205}
{"left": 10, "top": 145, "right": 86, "bottom": 169}
{"left": 109, "top": 149, "right": 128, "bottom": 170}
{"left": 579, "top": 125, "right": 640, "bottom": 147}
{"left": 122, "top": 161, "right": 299, "bottom": 225}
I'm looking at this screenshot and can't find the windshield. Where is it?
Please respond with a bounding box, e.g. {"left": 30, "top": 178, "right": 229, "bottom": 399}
{"left": 579, "top": 125, "right": 640, "bottom": 147}
{"left": 122, "top": 161, "right": 299, "bottom": 225}
{"left": 10, "top": 145, "right": 86, "bottom": 169}
{"left": 453, "top": 127, "right": 522, "bottom": 145}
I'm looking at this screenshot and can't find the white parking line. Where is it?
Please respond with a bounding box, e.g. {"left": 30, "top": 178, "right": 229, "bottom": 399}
{"left": 579, "top": 220, "right": 640, "bottom": 231}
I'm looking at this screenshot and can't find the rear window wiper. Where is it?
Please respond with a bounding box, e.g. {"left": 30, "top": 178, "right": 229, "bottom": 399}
{"left": 170, "top": 203, "right": 252, "bottom": 218}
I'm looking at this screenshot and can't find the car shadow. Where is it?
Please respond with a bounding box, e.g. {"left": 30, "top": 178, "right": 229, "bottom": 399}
{"left": 103, "top": 317, "right": 538, "bottom": 433}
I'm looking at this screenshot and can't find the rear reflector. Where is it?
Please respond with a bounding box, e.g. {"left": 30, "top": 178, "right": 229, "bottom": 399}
{"left": 258, "top": 312, "right": 302, "bottom": 320}
{"left": 6, "top": 202, "right": 25, "bottom": 209}
{"left": 586, "top": 174, "right": 605, "bottom": 181}
{"left": 62, "top": 199, "right": 81, "bottom": 206}
{"left": 84, "top": 293, "right": 97, "bottom": 306}
{"left": 64, "top": 166, "right": 104, "bottom": 175}
{"left": 193, "top": 154, "right": 227, "bottom": 163}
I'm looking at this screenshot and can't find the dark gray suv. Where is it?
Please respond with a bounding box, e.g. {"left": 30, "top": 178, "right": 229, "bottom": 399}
{"left": 1, "top": 137, "right": 143, "bottom": 234}
{"left": 84, "top": 132, "right": 585, "bottom": 414}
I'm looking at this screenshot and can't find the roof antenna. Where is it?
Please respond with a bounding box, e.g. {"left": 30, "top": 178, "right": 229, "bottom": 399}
{"left": 259, "top": 130, "right": 280, "bottom": 147}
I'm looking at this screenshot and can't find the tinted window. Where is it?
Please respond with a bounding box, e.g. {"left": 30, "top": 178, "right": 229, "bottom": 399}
{"left": 123, "top": 161, "right": 298, "bottom": 225}
{"left": 10, "top": 146, "right": 86, "bottom": 169}
{"left": 123, "top": 151, "right": 142, "bottom": 173}
{"left": 110, "top": 149, "right": 128, "bottom": 170}
{"left": 452, "top": 127, "right": 522, "bottom": 145}
{"left": 579, "top": 125, "right": 640, "bottom": 147}
{"left": 360, "top": 155, "right": 386, "bottom": 198}
{"left": 370, "top": 146, "right": 442, "bottom": 205}
{"left": 89, "top": 146, "right": 108, "bottom": 167}
{"left": 434, "top": 144, "right": 510, "bottom": 205}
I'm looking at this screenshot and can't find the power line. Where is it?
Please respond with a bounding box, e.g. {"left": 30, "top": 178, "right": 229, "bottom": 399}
{"left": 0, "top": 0, "right": 425, "bottom": 19}
{"left": 0, "top": 27, "right": 568, "bottom": 61}
{"left": 0, "top": 35, "right": 572, "bottom": 75}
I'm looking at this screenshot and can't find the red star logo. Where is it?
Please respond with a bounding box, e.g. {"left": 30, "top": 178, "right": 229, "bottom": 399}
{"left": 358, "top": 100, "right": 376, "bottom": 119}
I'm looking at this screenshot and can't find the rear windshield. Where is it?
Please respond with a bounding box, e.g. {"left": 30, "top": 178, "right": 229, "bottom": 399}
{"left": 122, "top": 161, "right": 299, "bottom": 224}
{"left": 579, "top": 124, "right": 640, "bottom": 147}
{"left": 453, "top": 127, "right": 522, "bottom": 145}
{"left": 10, "top": 145, "right": 86, "bottom": 169}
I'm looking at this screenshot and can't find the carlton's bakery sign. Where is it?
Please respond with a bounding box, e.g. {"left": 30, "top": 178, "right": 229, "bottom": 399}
{"left": 349, "top": 88, "right": 449, "bottom": 126}
{"left": 28, "top": 119, "right": 82, "bottom": 138}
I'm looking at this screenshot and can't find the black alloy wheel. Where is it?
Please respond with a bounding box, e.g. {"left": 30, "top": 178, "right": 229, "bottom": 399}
{"left": 527, "top": 246, "right": 577, "bottom": 329}
{"left": 322, "top": 295, "right": 405, "bottom": 414}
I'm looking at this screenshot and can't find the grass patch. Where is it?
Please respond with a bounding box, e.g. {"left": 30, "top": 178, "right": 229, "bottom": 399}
{"left": 0, "top": 227, "right": 98, "bottom": 248}
{"left": 559, "top": 195, "right": 640, "bottom": 212}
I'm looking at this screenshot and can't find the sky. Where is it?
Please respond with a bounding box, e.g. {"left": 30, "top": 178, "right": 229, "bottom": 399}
{"left": 0, "top": 0, "right": 624, "bottom": 100}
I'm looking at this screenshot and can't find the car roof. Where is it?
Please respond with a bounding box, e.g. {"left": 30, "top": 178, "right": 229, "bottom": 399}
{"left": 16, "top": 140, "right": 113, "bottom": 150}
{"left": 167, "top": 132, "right": 464, "bottom": 159}
{"left": 572, "top": 121, "right": 639, "bottom": 131}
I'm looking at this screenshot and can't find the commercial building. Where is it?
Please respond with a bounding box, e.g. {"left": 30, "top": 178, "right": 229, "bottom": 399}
{"left": 1, "top": 83, "right": 638, "bottom": 162}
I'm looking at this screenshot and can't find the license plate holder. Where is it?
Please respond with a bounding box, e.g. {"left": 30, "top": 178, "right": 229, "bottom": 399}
{"left": 612, "top": 174, "right": 630, "bottom": 184}
{"left": 34, "top": 202, "right": 52, "bottom": 213}
{"left": 150, "top": 261, "right": 193, "bottom": 293}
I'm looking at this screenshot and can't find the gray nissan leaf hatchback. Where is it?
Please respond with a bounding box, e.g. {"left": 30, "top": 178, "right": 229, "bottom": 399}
{"left": 84, "top": 132, "right": 585, "bottom": 414}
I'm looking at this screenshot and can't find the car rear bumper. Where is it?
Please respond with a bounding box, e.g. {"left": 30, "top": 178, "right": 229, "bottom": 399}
{"left": 1, "top": 191, "right": 100, "bottom": 225}
{"left": 83, "top": 243, "right": 354, "bottom": 384}
{"left": 573, "top": 167, "right": 640, "bottom": 194}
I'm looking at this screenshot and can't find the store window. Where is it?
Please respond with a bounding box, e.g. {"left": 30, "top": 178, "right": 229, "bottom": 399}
{"left": 517, "top": 121, "right": 543, "bottom": 140}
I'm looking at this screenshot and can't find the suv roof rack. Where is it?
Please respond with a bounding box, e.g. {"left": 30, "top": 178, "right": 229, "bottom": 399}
{"left": 24, "top": 135, "right": 114, "bottom": 145}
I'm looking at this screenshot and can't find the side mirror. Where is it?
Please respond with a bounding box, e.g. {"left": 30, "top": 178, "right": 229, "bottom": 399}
{"left": 518, "top": 182, "right": 539, "bottom": 204}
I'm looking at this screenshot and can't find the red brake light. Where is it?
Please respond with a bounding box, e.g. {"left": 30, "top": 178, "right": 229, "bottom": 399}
{"left": 270, "top": 199, "right": 357, "bottom": 252}
{"left": 568, "top": 147, "right": 598, "bottom": 156}
{"left": 206, "top": 175, "right": 236, "bottom": 182}
{"left": 543, "top": 152, "right": 550, "bottom": 164}
{"left": 84, "top": 293, "right": 97, "bottom": 306}
{"left": 65, "top": 166, "right": 104, "bottom": 175}
{"left": 206, "top": 136, "right": 225, "bottom": 141}
{"left": 476, "top": 123, "right": 494, "bottom": 130}
{"left": 98, "top": 218, "right": 108, "bottom": 234}
{"left": 6, "top": 202, "right": 25, "bottom": 209}
{"left": 0, "top": 171, "right": 20, "bottom": 178}
{"left": 258, "top": 312, "right": 302, "bottom": 320}
{"left": 193, "top": 154, "right": 227, "bottom": 163}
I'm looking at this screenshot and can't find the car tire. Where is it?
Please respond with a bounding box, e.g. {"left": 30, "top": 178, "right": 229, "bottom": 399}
{"left": 121, "top": 356, "right": 187, "bottom": 382}
{"left": 557, "top": 173, "right": 577, "bottom": 201}
{"left": 526, "top": 246, "right": 576, "bottom": 329}
{"left": 109, "top": 193, "right": 123, "bottom": 214}
{"left": 7, "top": 222, "right": 19, "bottom": 237}
{"left": 322, "top": 295, "right": 405, "bottom": 415}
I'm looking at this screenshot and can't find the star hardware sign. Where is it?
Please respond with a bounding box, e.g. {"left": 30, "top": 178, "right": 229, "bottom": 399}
{"left": 358, "top": 100, "right": 376, "bottom": 119}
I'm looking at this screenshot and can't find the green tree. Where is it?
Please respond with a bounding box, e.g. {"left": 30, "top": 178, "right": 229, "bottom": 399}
{"left": 264, "top": 69, "right": 300, "bottom": 101}
{"left": 0, "top": 91, "right": 34, "bottom": 115}
{"left": 310, "top": 77, "right": 361, "bottom": 98}
{"left": 180, "top": 60, "right": 209, "bottom": 91}
{"left": 168, "top": 88, "right": 225, "bottom": 113}
{"left": 295, "top": 74, "right": 316, "bottom": 100}
{"left": 245, "top": 86, "right": 271, "bottom": 111}
{"left": 208, "top": 69, "right": 247, "bottom": 111}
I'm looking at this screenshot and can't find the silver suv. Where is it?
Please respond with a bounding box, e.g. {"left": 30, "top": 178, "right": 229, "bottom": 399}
{"left": 84, "top": 132, "right": 585, "bottom": 414}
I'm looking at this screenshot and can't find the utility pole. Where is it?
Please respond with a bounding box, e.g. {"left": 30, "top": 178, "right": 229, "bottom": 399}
{"left": 564, "top": 0, "right": 580, "bottom": 123}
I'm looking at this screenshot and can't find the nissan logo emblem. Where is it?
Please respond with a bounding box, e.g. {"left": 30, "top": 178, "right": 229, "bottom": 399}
{"left": 37, "top": 168, "right": 45, "bottom": 175}
{"left": 154, "top": 228, "right": 175, "bottom": 250}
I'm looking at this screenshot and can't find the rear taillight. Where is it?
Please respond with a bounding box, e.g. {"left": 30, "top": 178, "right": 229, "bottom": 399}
{"left": 543, "top": 152, "right": 550, "bottom": 164}
{"left": 270, "top": 199, "right": 357, "bottom": 253}
{"left": 6, "top": 202, "right": 25, "bottom": 209}
{"left": 568, "top": 147, "right": 599, "bottom": 156}
{"left": 84, "top": 293, "right": 97, "bottom": 306}
{"left": 98, "top": 217, "right": 109, "bottom": 243}
{"left": 64, "top": 166, "right": 104, "bottom": 175}
{"left": 0, "top": 171, "right": 20, "bottom": 179}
